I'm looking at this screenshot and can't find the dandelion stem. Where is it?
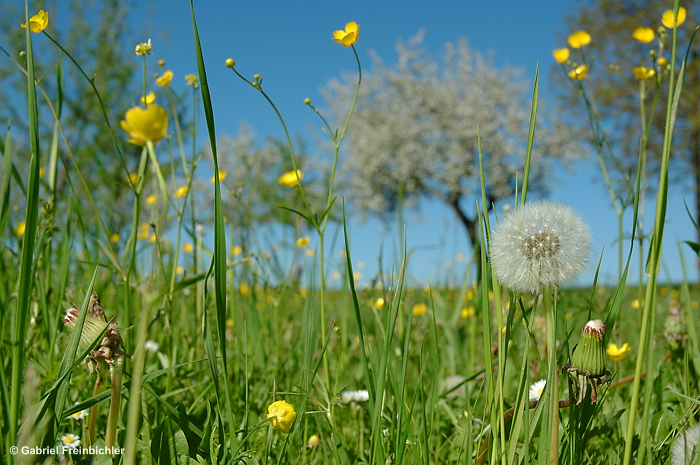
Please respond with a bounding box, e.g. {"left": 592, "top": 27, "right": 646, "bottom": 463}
{"left": 105, "top": 356, "right": 124, "bottom": 450}
{"left": 543, "top": 286, "right": 559, "bottom": 465}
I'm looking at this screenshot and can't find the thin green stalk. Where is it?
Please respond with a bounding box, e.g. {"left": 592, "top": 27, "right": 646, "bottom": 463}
{"left": 622, "top": 3, "right": 685, "bottom": 463}
{"left": 124, "top": 296, "right": 155, "bottom": 464}
{"left": 105, "top": 356, "right": 124, "bottom": 449}
{"left": 543, "top": 286, "right": 559, "bottom": 465}
{"left": 9, "top": 3, "right": 41, "bottom": 450}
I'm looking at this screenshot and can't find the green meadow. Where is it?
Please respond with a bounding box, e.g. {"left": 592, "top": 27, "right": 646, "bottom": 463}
{"left": 1, "top": 2, "right": 699, "bottom": 464}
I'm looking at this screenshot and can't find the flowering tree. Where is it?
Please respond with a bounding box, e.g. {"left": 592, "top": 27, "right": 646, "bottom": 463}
{"left": 324, "top": 32, "right": 581, "bottom": 248}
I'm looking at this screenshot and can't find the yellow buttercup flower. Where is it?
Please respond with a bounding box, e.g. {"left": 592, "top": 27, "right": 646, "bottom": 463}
{"left": 21, "top": 10, "right": 49, "bottom": 33}
{"left": 111, "top": 233, "right": 120, "bottom": 243}
{"left": 631, "top": 298, "right": 644, "bottom": 309}
{"left": 279, "top": 170, "right": 304, "bottom": 187}
{"left": 239, "top": 282, "right": 250, "bottom": 297}
{"left": 140, "top": 92, "right": 155, "bottom": 106}
{"left": 156, "top": 70, "right": 173, "bottom": 87}
{"left": 267, "top": 400, "right": 296, "bottom": 434}
{"left": 296, "top": 237, "right": 310, "bottom": 248}
{"left": 149, "top": 233, "right": 157, "bottom": 243}
{"left": 332, "top": 21, "right": 359, "bottom": 47}
{"left": 146, "top": 195, "right": 157, "bottom": 205}
{"left": 175, "top": 185, "right": 189, "bottom": 198}
{"left": 662, "top": 7, "right": 686, "bottom": 29}
{"left": 16, "top": 222, "right": 26, "bottom": 237}
{"left": 632, "top": 27, "right": 655, "bottom": 43}
{"left": 138, "top": 224, "right": 150, "bottom": 240}
{"left": 568, "top": 64, "right": 588, "bottom": 80}
{"left": 183, "top": 243, "right": 194, "bottom": 253}
{"left": 185, "top": 74, "right": 198, "bottom": 85}
{"left": 552, "top": 48, "right": 570, "bottom": 63}
{"left": 176, "top": 266, "right": 184, "bottom": 275}
{"left": 374, "top": 297, "right": 385, "bottom": 310}
{"left": 633, "top": 66, "right": 656, "bottom": 80}
{"left": 128, "top": 173, "right": 138, "bottom": 184}
{"left": 657, "top": 56, "right": 668, "bottom": 67}
{"left": 120, "top": 104, "right": 168, "bottom": 146}
{"left": 413, "top": 303, "right": 428, "bottom": 316}
{"left": 607, "top": 342, "right": 630, "bottom": 362}
{"left": 353, "top": 272, "right": 362, "bottom": 280}
{"left": 567, "top": 30, "right": 591, "bottom": 49}
{"left": 461, "top": 306, "right": 475, "bottom": 318}
{"left": 210, "top": 171, "right": 227, "bottom": 183}
{"left": 232, "top": 246, "right": 243, "bottom": 256}
{"left": 305, "top": 248, "right": 314, "bottom": 256}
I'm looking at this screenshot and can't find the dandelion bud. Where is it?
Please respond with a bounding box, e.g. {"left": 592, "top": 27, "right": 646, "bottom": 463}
{"left": 225, "top": 58, "right": 235, "bottom": 68}
{"left": 572, "top": 320, "right": 606, "bottom": 376}
{"left": 564, "top": 319, "right": 612, "bottom": 405}
{"left": 304, "top": 98, "right": 311, "bottom": 105}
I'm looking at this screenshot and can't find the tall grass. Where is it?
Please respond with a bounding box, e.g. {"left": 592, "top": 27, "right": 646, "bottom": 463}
{"left": 0, "top": 3, "right": 698, "bottom": 465}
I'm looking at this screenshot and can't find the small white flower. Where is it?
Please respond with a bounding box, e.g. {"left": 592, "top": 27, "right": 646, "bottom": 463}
{"left": 144, "top": 340, "right": 160, "bottom": 353}
{"left": 341, "top": 389, "right": 370, "bottom": 404}
{"left": 490, "top": 200, "right": 592, "bottom": 293}
{"left": 68, "top": 403, "right": 88, "bottom": 421}
{"left": 529, "top": 379, "right": 547, "bottom": 401}
{"left": 672, "top": 425, "right": 700, "bottom": 465}
{"left": 60, "top": 433, "right": 81, "bottom": 452}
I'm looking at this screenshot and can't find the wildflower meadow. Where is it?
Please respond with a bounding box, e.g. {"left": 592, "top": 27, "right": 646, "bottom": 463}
{"left": 2, "top": 1, "right": 700, "bottom": 464}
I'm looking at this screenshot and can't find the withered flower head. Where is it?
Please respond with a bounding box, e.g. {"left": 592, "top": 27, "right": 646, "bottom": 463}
{"left": 63, "top": 292, "right": 127, "bottom": 376}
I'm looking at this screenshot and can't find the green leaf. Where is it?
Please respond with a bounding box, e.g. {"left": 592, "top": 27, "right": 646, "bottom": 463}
{"left": 683, "top": 241, "right": 700, "bottom": 257}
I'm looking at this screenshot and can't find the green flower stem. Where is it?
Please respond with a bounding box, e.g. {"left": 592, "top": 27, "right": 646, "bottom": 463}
{"left": 622, "top": 4, "right": 680, "bottom": 463}
{"left": 105, "top": 355, "right": 124, "bottom": 450}
{"left": 124, "top": 296, "right": 155, "bottom": 465}
{"left": 87, "top": 376, "right": 103, "bottom": 445}
{"left": 146, "top": 141, "right": 170, "bottom": 233}
{"left": 167, "top": 86, "right": 190, "bottom": 176}
{"left": 543, "top": 286, "right": 559, "bottom": 465}
{"left": 229, "top": 68, "right": 313, "bottom": 218}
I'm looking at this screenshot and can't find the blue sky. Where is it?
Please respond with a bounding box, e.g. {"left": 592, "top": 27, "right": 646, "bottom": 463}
{"left": 121, "top": 0, "right": 699, "bottom": 287}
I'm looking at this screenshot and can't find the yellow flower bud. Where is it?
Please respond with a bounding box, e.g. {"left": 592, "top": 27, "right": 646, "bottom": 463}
{"left": 225, "top": 58, "right": 236, "bottom": 68}
{"left": 267, "top": 400, "right": 296, "bottom": 433}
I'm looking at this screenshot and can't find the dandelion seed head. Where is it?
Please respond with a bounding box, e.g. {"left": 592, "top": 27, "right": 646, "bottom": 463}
{"left": 672, "top": 425, "right": 700, "bottom": 465}
{"left": 490, "top": 200, "right": 592, "bottom": 294}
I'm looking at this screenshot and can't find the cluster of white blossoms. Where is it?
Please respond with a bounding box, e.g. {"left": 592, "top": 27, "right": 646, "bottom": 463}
{"left": 490, "top": 200, "right": 592, "bottom": 294}
{"left": 341, "top": 390, "right": 369, "bottom": 404}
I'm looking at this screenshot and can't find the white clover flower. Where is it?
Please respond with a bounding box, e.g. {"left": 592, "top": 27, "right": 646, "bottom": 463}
{"left": 529, "top": 379, "right": 547, "bottom": 401}
{"left": 144, "top": 340, "right": 160, "bottom": 353}
{"left": 59, "top": 433, "right": 81, "bottom": 452}
{"left": 672, "top": 425, "right": 699, "bottom": 465}
{"left": 490, "top": 200, "right": 592, "bottom": 293}
{"left": 341, "top": 389, "right": 370, "bottom": 404}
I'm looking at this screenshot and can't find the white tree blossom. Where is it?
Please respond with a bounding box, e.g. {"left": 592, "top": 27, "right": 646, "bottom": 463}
{"left": 323, "top": 31, "right": 582, "bottom": 245}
